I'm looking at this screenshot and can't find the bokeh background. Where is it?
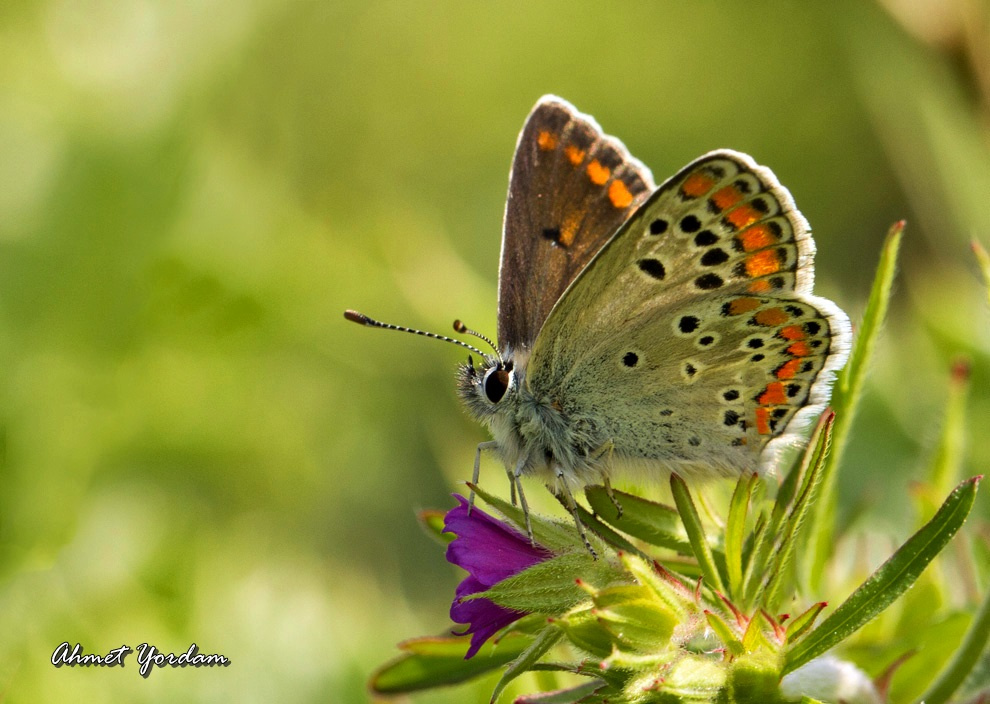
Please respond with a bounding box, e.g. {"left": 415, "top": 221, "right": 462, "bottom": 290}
{"left": 0, "top": 1, "right": 988, "bottom": 701}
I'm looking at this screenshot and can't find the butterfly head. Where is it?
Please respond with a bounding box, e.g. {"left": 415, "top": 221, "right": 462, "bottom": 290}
{"left": 456, "top": 352, "right": 519, "bottom": 420}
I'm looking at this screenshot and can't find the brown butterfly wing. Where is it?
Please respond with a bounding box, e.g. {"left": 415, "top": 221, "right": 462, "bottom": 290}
{"left": 497, "top": 96, "right": 656, "bottom": 352}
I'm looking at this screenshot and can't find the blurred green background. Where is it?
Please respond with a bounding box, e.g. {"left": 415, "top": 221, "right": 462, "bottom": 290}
{"left": 0, "top": 1, "right": 988, "bottom": 701}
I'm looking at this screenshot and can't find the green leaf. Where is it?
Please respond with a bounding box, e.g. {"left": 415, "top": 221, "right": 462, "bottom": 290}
{"left": 706, "top": 610, "right": 744, "bottom": 655}
{"left": 490, "top": 624, "right": 563, "bottom": 704}
{"left": 514, "top": 679, "right": 608, "bottom": 703}
{"left": 784, "top": 476, "right": 981, "bottom": 674}
{"left": 725, "top": 473, "right": 758, "bottom": 599}
{"left": 671, "top": 473, "right": 727, "bottom": 594}
{"left": 585, "top": 485, "right": 690, "bottom": 552}
{"left": 369, "top": 633, "right": 532, "bottom": 694}
{"left": 743, "top": 443, "right": 810, "bottom": 607}
{"left": 808, "top": 222, "right": 904, "bottom": 587}
{"left": 759, "top": 411, "right": 834, "bottom": 610}
{"left": 917, "top": 581, "right": 990, "bottom": 704}
{"left": 571, "top": 502, "right": 650, "bottom": 559}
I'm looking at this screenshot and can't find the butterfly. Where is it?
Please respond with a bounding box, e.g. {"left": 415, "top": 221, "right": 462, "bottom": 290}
{"left": 347, "top": 95, "right": 851, "bottom": 551}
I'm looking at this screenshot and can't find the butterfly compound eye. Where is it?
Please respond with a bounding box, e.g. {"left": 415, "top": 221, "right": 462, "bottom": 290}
{"left": 482, "top": 368, "right": 510, "bottom": 403}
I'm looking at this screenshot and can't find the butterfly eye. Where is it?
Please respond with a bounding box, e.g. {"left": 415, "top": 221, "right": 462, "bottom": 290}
{"left": 482, "top": 368, "right": 510, "bottom": 404}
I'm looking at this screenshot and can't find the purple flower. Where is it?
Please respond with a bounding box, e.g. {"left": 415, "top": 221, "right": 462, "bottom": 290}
{"left": 444, "top": 494, "right": 553, "bottom": 658}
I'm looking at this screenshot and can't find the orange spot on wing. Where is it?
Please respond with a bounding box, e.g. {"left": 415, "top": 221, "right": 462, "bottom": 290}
{"left": 775, "top": 359, "right": 802, "bottom": 380}
{"left": 780, "top": 325, "right": 805, "bottom": 340}
{"left": 537, "top": 131, "right": 558, "bottom": 151}
{"left": 755, "top": 407, "right": 771, "bottom": 435}
{"left": 748, "top": 280, "right": 772, "bottom": 293}
{"left": 711, "top": 185, "right": 744, "bottom": 211}
{"left": 787, "top": 341, "right": 811, "bottom": 357}
{"left": 754, "top": 308, "right": 788, "bottom": 326}
{"left": 587, "top": 159, "right": 610, "bottom": 185}
{"left": 759, "top": 382, "right": 787, "bottom": 405}
{"left": 745, "top": 249, "right": 781, "bottom": 278}
{"left": 682, "top": 171, "right": 717, "bottom": 198}
{"left": 728, "top": 297, "right": 761, "bottom": 315}
{"left": 737, "top": 224, "right": 776, "bottom": 251}
{"left": 608, "top": 180, "right": 634, "bottom": 209}
{"left": 558, "top": 214, "right": 579, "bottom": 247}
{"left": 727, "top": 204, "right": 762, "bottom": 230}
{"left": 565, "top": 144, "right": 585, "bottom": 165}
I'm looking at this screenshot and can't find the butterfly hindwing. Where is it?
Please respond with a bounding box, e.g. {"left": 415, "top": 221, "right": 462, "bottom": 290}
{"left": 497, "top": 96, "right": 656, "bottom": 352}
{"left": 528, "top": 150, "right": 851, "bottom": 474}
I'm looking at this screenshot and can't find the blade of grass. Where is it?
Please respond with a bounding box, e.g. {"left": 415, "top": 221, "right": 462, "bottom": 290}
{"left": 808, "top": 222, "right": 904, "bottom": 588}
{"left": 670, "top": 473, "right": 726, "bottom": 594}
{"left": 784, "top": 476, "right": 981, "bottom": 673}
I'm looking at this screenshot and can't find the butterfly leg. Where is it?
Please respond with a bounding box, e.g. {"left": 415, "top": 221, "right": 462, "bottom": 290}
{"left": 591, "top": 439, "right": 622, "bottom": 519}
{"left": 553, "top": 474, "right": 598, "bottom": 559}
{"left": 602, "top": 474, "right": 623, "bottom": 520}
{"left": 505, "top": 467, "right": 518, "bottom": 506}
{"left": 469, "top": 441, "right": 498, "bottom": 514}
{"left": 512, "top": 458, "right": 534, "bottom": 545}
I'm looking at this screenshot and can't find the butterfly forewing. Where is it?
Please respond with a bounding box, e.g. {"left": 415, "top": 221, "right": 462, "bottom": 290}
{"left": 497, "top": 96, "right": 655, "bottom": 352}
{"left": 528, "top": 150, "right": 851, "bottom": 474}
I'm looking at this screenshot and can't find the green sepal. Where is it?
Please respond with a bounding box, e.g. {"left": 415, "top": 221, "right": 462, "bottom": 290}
{"left": 785, "top": 476, "right": 981, "bottom": 673}
{"left": 476, "top": 552, "right": 619, "bottom": 614}
{"left": 369, "top": 632, "right": 532, "bottom": 694}
{"left": 742, "top": 610, "right": 781, "bottom": 656}
{"left": 621, "top": 552, "right": 697, "bottom": 620}
{"left": 553, "top": 607, "right": 614, "bottom": 658}
{"left": 705, "top": 610, "right": 744, "bottom": 656}
{"left": 585, "top": 485, "right": 691, "bottom": 552}
{"left": 417, "top": 508, "right": 453, "bottom": 544}
{"left": 784, "top": 602, "right": 828, "bottom": 643}
{"left": 590, "top": 584, "right": 680, "bottom": 651}
{"left": 626, "top": 654, "right": 727, "bottom": 702}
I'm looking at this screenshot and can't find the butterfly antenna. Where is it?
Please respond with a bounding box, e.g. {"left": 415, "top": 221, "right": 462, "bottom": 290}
{"left": 452, "top": 320, "right": 501, "bottom": 361}
{"left": 344, "top": 310, "right": 488, "bottom": 357}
